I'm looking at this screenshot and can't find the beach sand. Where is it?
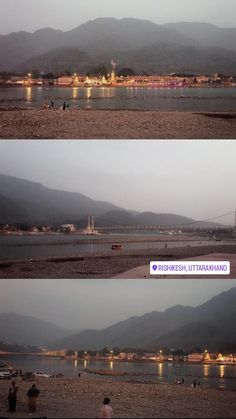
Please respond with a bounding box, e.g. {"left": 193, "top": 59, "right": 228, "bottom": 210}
{"left": 114, "top": 252, "right": 236, "bottom": 278}
{"left": 0, "top": 109, "right": 236, "bottom": 139}
{"left": 1, "top": 243, "right": 236, "bottom": 279}
{"left": 0, "top": 376, "right": 236, "bottom": 418}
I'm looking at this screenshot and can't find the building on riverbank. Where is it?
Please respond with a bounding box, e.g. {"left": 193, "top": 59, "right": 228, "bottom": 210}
{"left": 1, "top": 72, "right": 236, "bottom": 88}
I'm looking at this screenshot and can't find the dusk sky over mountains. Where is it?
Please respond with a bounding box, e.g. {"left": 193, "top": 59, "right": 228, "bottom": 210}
{"left": 0, "top": 141, "right": 235, "bottom": 224}
{"left": 0, "top": 279, "right": 235, "bottom": 330}
{"left": 0, "top": 0, "right": 235, "bottom": 34}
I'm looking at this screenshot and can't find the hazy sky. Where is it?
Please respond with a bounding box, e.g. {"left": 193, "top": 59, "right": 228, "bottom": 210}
{"left": 0, "top": 140, "right": 235, "bottom": 225}
{"left": 0, "top": 0, "right": 235, "bottom": 34}
{"left": 0, "top": 279, "right": 235, "bottom": 329}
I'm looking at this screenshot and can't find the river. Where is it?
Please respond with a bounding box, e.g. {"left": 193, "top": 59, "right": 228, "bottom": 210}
{"left": 0, "top": 235, "right": 227, "bottom": 261}
{"left": 0, "top": 86, "right": 236, "bottom": 112}
{"left": 1, "top": 355, "right": 236, "bottom": 390}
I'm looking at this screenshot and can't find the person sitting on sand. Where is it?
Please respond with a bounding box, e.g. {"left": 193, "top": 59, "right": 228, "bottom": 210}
{"left": 99, "top": 397, "right": 113, "bottom": 418}
{"left": 27, "top": 383, "right": 40, "bottom": 414}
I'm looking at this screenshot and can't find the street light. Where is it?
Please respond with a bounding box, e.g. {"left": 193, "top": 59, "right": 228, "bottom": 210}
{"left": 73, "top": 73, "right": 78, "bottom": 86}
{"left": 27, "top": 73, "right": 32, "bottom": 86}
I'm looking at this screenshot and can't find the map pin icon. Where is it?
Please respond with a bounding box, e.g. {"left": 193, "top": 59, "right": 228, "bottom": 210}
{"left": 152, "top": 265, "right": 157, "bottom": 272}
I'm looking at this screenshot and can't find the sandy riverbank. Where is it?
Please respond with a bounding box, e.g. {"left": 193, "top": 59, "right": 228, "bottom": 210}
{"left": 115, "top": 252, "right": 236, "bottom": 278}
{"left": 0, "top": 109, "right": 236, "bottom": 139}
{"left": 0, "top": 376, "right": 236, "bottom": 418}
{"left": 1, "top": 243, "right": 236, "bottom": 279}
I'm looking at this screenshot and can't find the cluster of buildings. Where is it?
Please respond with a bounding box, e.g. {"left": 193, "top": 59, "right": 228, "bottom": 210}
{"left": 61, "top": 217, "right": 99, "bottom": 235}
{"left": 1, "top": 71, "right": 236, "bottom": 88}
{"left": 64, "top": 349, "right": 236, "bottom": 364}
{"left": 0, "top": 216, "right": 100, "bottom": 236}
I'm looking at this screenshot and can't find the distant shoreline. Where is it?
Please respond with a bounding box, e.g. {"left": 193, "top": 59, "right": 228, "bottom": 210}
{"left": 1, "top": 352, "right": 236, "bottom": 367}
{"left": 1, "top": 109, "right": 236, "bottom": 139}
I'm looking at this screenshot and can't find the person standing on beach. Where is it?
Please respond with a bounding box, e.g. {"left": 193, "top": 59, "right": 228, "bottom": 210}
{"left": 99, "top": 397, "right": 113, "bottom": 418}
{"left": 8, "top": 381, "right": 18, "bottom": 412}
{"left": 27, "top": 384, "right": 40, "bottom": 414}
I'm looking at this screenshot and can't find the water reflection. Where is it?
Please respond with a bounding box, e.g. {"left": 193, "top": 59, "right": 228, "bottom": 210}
{"left": 203, "top": 364, "right": 210, "bottom": 377}
{"left": 72, "top": 87, "right": 79, "bottom": 100}
{"left": 157, "top": 362, "right": 163, "bottom": 377}
{"left": 25, "top": 86, "right": 32, "bottom": 102}
{"left": 103, "top": 88, "right": 114, "bottom": 98}
{"left": 86, "top": 88, "right": 92, "bottom": 100}
{"left": 219, "top": 365, "right": 225, "bottom": 378}
{"left": 109, "top": 361, "right": 114, "bottom": 370}
{"left": 83, "top": 360, "right": 88, "bottom": 368}
{"left": 74, "top": 359, "right": 77, "bottom": 368}
{"left": 1, "top": 86, "right": 236, "bottom": 112}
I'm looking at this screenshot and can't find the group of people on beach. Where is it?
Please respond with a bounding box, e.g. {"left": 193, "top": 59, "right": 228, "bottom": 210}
{"left": 43, "top": 99, "right": 70, "bottom": 110}
{"left": 7, "top": 381, "right": 40, "bottom": 415}
{"left": 7, "top": 380, "right": 113, "bottom": 418}
{"left": 174, "top": 377, "right": 200, "bottom": 387}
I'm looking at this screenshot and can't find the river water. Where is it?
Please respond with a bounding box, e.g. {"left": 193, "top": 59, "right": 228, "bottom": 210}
{"left": 0, "top": 235, "right": 226, "bottom": 261}
{"left": 0, "top": 86, "right": 236, "bottom": 112}
{"left": 1, "top": 355, "right": 236, "bottom": 390}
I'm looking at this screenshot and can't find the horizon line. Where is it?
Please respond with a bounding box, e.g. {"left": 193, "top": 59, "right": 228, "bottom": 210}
{"left": 0, "top": 17, "right": 234, "bottom": 36}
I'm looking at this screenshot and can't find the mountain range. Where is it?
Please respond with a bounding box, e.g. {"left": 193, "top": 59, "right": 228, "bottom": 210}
{"left": 1, "top": 18, "right": 236, "bottom": 74}
{"left": 0, "top": 174, "right": 119, "bottom": 226}
{"left": 51, "top": 287, "right": 236, "bottom": 352}
{"left": 0, "top": 313, "right": 75, "bottom": 347}
{"left": 1, "top": 287, "right": 235, "bottom": 352}
{"left": 0, "top": 174, "right": 221, "bottom": 228}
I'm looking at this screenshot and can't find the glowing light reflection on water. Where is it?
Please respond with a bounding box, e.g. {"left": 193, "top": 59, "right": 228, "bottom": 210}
{"left": 1, "top": 86, "right": 236, "bottom": 112}
{"left": 1, "top": 356, "right": 235, "bottom": 390}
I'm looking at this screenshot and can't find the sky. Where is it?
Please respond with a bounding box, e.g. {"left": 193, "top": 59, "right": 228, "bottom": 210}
{"left": 0, "top": 140, "right": 235, "bottom": 225}
{"left": 0, "top": 279, "right": 235, "bottom": 329}
{"left": 0, "top": 0, "right": 235, "bottom": 34}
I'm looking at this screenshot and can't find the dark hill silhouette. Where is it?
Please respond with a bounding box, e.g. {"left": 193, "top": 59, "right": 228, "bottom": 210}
{"left": 0, "top": 312, "right": 74, "bottom": 347}
{"left": 152, "top": 321, "right": 223, "bottom": 352}
{"left": 51, "top": 287, "right": 236, "bottom": 351}
{"left": 1, "top": 18, "right": 236, "bottom": 73}
{"left": 0, "top": 174, "right": 120, "bottom": 225}
{"left": 165, "top": 22, "right": 236, "bottom": 52}
{"left": 1, "top": 288, "right": 235, "bottom": 351}
{"left": 0, "top": 174, "right": 220, "bottom": 228}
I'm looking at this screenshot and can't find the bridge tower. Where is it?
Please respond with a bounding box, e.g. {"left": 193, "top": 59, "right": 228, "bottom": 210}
{"left": 87, "top": 215, "right": 95, "bottom": 233}
{"left": 111, "top": 59, "right": 117, "bottom": 83}
{"left": 90, "top": 216, "right": 95, "bottom": 231}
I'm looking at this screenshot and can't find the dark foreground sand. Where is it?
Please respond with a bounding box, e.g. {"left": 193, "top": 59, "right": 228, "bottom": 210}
{"left": 0, "top": 376, "right": 236, "bottom": 418}
{"left": 1, "top": 243, "right": 236, "bottom": 279}
{"left": 0, "top": 109, "right": 236, "bottom": 139}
